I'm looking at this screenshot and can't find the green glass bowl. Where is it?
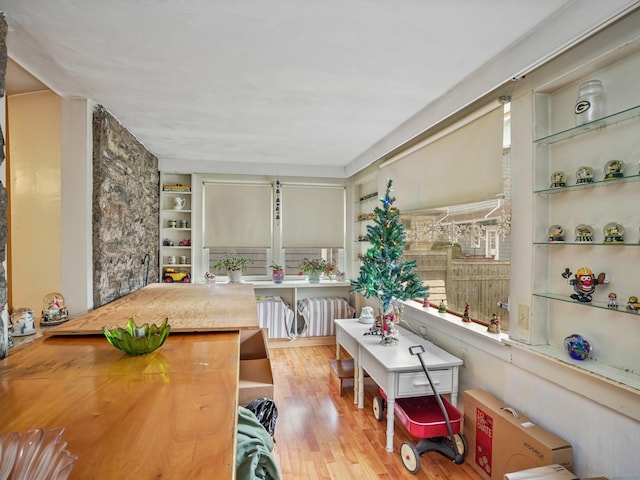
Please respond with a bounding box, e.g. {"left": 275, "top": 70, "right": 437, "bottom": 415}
{"left": 103, "top": 318, "right": 171, "bottom": 355}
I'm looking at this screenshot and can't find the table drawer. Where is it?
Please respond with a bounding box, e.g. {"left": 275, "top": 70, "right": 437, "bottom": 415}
{"left": 397, "top": 369, "right": 452, "bottom": 397}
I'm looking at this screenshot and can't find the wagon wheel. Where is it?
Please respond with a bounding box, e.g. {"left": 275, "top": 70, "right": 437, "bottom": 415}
{"left": 400, "top": 441, "right": 421, "bottom": 474}
{"left": 182, "top": 276, "right": 191, "bottom": 283}
{"left": 450, "top": 433, "right": 468, "bottom": 464}
{"left": 163, "top": 277, "right": 173, "bottom": 283}
{"left": 372, "top": 396, "right": 385, "bottom": 421}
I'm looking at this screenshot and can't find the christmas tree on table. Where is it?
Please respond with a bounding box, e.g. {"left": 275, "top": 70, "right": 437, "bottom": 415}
{"left": 351, "top": 179, "right": 426, "bottom": 340}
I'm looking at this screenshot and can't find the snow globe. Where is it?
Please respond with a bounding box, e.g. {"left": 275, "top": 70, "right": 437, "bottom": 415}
{"left": 575, "top": 166, "right": 594, "bottom": 184}
{"left": 564, "top": 334, "right": 591, "bottom": 360}
{"left": 603, "top": 160, "right": 624, "bottom": 180}
{"left": 40, "top": 293, "right": 70, "bottom": 326}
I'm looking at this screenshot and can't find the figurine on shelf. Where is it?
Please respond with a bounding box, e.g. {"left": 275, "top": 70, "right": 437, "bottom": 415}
{"left": 575, "top": 166, "right": 594, "bottom": 184}
{"left": 627, "top": 296, "right": 640, "bottom": 312}
{"left": 562, "top": 266, "right": 609, "bottom": 303}
{"left": 461, "top": 303, "right": 471, "bottom": 322}
{"left": 603, "top": 160, "right": 624, "bottom": 180}
{"left": 438, "top": 300, "right": 447, "bottom": 313}
{"left": 548, "top": 225, "right": 565, "bottom": 242}
{"left": 550, "top": 171, "right": 567, "bottom": 188}
{"left": 603, "top": 222, "right": 624, "bottom": 244}
{"left": 422, "top": 295, "right": 430, "bottom": 308}
{"left": 575, "top": 224, "right": 593, "bottom": 243}
{"left": 607, "top": 292, "right": 619, "bottom": 309}
{"left": 487, "top": 314, "right": 501, "bottom": 334}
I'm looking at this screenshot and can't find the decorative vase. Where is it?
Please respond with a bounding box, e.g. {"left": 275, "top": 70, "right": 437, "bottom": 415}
{"left": 564, "top": 333, "right": 591, "bottom": 360}
{"left": 272, "top": 270, "right": 284, "bottom": 284}
{"left": 308, "top": 271, "right": 321, "bottom": 283}
{"left": 380, "top": 302, "right": 400, "bottom": 346}
{"left": 228, "top": 270, "right": 243, "bottom": 283}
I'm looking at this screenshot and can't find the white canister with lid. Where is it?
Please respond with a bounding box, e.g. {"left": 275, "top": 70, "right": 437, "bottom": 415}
{"left": 575, "top": 79, "right": 604, "bottom": 125}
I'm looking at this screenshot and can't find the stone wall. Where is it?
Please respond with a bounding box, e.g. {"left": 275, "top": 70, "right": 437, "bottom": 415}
{"left": 92, "top": 106, "right": 159, "bottom": 307}
{"left": 0, "top": 14, "right": 7, "bottom": 358}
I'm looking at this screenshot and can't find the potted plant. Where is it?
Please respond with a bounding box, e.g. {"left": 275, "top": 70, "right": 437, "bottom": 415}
{"left": 298, "top": 257, "right": 333, "bottom": 283}
{"left": 213, "top": 253, "right": 251, "bottom": 283}
{"left": 270, "top": 263, "right": 285, "bottom": 284}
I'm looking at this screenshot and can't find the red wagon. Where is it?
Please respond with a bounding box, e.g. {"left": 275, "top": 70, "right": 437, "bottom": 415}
{"left": 372, "top": 345, "right": 467, "bottom": 473}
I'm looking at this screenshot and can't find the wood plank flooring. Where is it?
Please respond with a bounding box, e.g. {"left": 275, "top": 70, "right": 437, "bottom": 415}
{"left": 269, "top": 344, "right": 482, "bottom": 479}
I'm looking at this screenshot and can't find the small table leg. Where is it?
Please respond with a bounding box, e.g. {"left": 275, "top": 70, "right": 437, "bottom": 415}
{"left": 385, "top": 396, "right": 395, "bottom": 452}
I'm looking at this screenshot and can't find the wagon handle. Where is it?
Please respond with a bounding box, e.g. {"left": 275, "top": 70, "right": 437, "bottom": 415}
{"left": 408, "top": 344, "right": 462, "bottom": 460}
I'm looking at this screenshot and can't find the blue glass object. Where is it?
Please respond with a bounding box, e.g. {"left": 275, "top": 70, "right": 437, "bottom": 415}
{"left": 564, "top": 333, "right": 591, "bottom": 360}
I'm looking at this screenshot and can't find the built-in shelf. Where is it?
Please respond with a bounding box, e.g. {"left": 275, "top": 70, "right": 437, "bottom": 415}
{"left": 533, "top": 292, "right": 640, "bottom": 316}
{"left": 534, "top": 241, "right": 640, "bottom": 246}
{"left": 534, "top": 104, "right": 640, "bottom": 145}
{"left": 534, "top": 173, "right": 640, "bottom": 194}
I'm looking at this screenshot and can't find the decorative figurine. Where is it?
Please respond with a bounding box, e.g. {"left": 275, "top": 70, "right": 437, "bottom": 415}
{"left": 461, "top": 303, "right": 471, "bottom": 322}
{"left": 603, "top": 222, "right": 624, "bottom": 244}
{"left": 603, "top": 160, "right": 624, "bottom": 180}
{"left": 438, "top": 300, "right": 447, "bottom": 313}
{"left": 487, "top": 314, "right": 501, "bottom": 334}
{"left": 607, "top": 292, "right": 618, "bottom": 309}
{"left": 575, "top": 166, "right": 594, "bottom": 184}
{"left": 564, "top": 333, "right": 591, "bottom": 360}
{"left": 40, "top": 293, "right": 70, "bottom": 326}
{"left": 204, "top": 271, "right": 216, "bottom": 283}
{"left": 575, "top": 224, "right": 593, "bottom": 243}
{"left": 550, "top": 171, "right": 567, "bottom": 188}
{"left": 422, "top": 295, "right": 430, "bottom": 308}
{"left": 548, "top": 225, "right": 565, "bottom": 242}
{"left": 627, "top": 296, "right": 640, "bottom": 312}
{"left": 562, "top": 267, "right": 609, "bottom": 303}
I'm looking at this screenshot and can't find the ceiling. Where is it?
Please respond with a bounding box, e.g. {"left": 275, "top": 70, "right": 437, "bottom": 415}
{"left": 1, "top": 1, "right": 638, "bottom": 177}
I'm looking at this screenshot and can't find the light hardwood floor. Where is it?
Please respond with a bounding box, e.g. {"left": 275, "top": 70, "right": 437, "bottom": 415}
{"left": 269, "top": 344, "right": 483, "bottom": 479}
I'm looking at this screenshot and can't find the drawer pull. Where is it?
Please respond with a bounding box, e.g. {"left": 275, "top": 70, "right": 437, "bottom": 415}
{"left": 412, "top": 379, "right": 439, "bottom": 387}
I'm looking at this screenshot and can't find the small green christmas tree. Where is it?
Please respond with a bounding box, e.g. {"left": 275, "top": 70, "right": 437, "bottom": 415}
{"left": 351, "top": 179, "right": 426, "bottom": 313}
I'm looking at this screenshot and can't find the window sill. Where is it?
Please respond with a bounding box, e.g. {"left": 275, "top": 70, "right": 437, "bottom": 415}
{"left": 401, "top": 300, "right": 640, "bottom": 421}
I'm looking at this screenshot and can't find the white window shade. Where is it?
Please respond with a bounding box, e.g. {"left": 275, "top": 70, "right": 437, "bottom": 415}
{"left": 380, "top": 104, "right": 504, "bottom": 211}
{"left": 203, "top": 182, "right": 272, "bottom": 248}
{"left": 282, "top": 184, "right": 345, "bottom": 248}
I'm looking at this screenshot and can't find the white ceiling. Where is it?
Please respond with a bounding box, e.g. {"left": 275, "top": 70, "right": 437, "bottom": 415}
{"left": 1, "top": 1, "right": 638, "bottom": 177}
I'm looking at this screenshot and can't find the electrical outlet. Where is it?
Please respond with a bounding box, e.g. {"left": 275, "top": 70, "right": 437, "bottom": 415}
{"left": 419, "top": 325, "right": 428, "bottom": 337}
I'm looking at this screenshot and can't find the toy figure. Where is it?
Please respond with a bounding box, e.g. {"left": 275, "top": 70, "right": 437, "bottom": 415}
{"left": 461, "top": 303, "right": 471, "bottom": 322}
{"left": 627, "top": 296, "right": 640, "bottom": 312}
{"left": 422, "top": 296, "right": 430, "bottom": 308}
{"left": 607, "top": 292, "right": 618, "bottom": 309}
{"left": 487, "top": 314, "right": 501, "bottom": 334}
{"left": 438, "top": 300, "right": 446, "bottom": 313}
{"left": 562, "top": 267, "right": 609, "bottom": 303}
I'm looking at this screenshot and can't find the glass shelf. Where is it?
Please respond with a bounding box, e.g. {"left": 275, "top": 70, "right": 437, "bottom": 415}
{"left": 534, "top": 173, "right": 640, "bottom": 194}
{"left": 358, "top": 192, "right": 378, "bottom": 203}
{"left": 534, "top": 104, "right": 640, "bottom": 145}
{"left": 533, "top": 292, "right": 640, "bottom": 316}
{"left": 534, "top": 241, "right": 640, "bottom": 246}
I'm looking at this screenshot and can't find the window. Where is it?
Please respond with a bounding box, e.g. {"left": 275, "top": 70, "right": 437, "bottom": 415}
{"left": 376, "top": 100, "right": 511, "bottom": 328}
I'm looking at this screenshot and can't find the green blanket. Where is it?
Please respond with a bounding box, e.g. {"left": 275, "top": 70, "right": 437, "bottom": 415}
{"left": 236, "top": 406, "right": 281, "bottom": 480}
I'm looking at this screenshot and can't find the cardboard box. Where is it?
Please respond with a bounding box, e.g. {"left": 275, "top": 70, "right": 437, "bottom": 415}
{"left": 238, "top": 329, "right": 274, "bottom": 405}
{"left": 504, "top": 464, "right": 577, "bottom": 480}
{"left": 464, "top": 389, "right": 573, "bottom": 480}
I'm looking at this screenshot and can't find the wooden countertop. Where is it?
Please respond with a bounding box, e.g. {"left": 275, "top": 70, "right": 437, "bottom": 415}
{"left": 0, "top": 332, "right": 240, "bottom": 479}
{"left": 45, "top": 282, "right": 260, "bottom": 335}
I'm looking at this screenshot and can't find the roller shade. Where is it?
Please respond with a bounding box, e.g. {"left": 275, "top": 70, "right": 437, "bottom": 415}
{"left": 282, "top": 184, "right": 345, "bottom": 248}
{"left": 203, "top": 182, "right": 272, "bottom": 248}
{"left": 381, "top": 104, "right": 504, "bottom": 210}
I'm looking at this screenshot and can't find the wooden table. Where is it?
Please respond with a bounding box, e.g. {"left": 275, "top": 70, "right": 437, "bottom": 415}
{"left": 45, "top": 282, "right": 259, "bottom": 335}
{"left": 335, "top": 319, "right": 462, "bottom": 452}
{"left": 1, "top": 282, "right": 262, "bottom": 479}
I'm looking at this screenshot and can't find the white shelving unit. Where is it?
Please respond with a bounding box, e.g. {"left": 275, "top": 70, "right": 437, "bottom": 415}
{"left": 159, "top": 173, "right": 194, "bottom": 283}
{"left": 530, "top": 96, "right": 640, "bottom": 390}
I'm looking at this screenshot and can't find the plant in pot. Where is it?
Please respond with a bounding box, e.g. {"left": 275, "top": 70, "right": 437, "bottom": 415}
{"left": 269, "top": 263, "right": 285, "bottom": 284}
{"left": 213, "top": 253, "right": 251, "bottom": 283}
{"left": 298, "top": 257, "right": 333, "bottom": 283}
